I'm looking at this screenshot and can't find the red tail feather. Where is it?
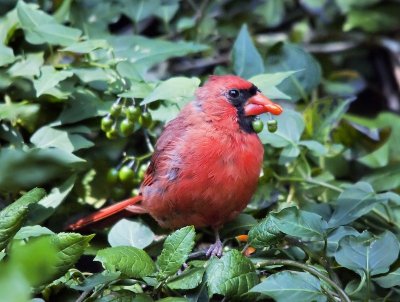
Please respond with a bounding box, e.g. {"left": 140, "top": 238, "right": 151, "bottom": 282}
{"left": 67, "top": 195, "right": 143, "bottom": 230}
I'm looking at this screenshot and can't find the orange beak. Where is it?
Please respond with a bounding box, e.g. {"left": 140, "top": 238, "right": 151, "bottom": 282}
{"left": 244, "top": 92, "right": 283, "bottom": 116}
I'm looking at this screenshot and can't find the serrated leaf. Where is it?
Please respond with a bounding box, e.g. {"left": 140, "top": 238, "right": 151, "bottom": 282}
{"left": 0, "top": 188, "right": 46, "bottom": 250}
{"left": 108, "top": 218, "right": 154, "bottom": 249}
{"left": 232, "top": 24, "right": 264, "bottom": 78}
{"left": 250, "top": 271, "right": 326, "bottom": 302}
{"left": 156, "top": 226, "right": 196, "bottom": 279}
{"left": 49, "top": 233, "right": 94, "bottom": 282}
{"left": 248, "top": 215, "right": 283, "bottom": 248}
{"left": 272, "top": 207, "right": 328, "bottom": 240}
{"left": 167, "top": 267, "right": 205, "bottom": 290}
{"left": 335, "top": 231, "right": 400, "bottom": 277}
{"left": 95, "top": 246, "right": 155, "bottom": 279}
{"left": 141, "top": 77, "right": 200, "bottom": 106}
{"left": 206, "top": 250, "right": 259, "bottom": 299}
{"left": 33, "top": 66, "right": 73, "bottom": 97}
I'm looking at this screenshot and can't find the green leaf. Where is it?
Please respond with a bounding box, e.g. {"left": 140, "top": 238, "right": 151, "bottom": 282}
{"left": 108, "top": 218, "right": 155, "bottom": 249}
{"left": 0, "top": 102, "right": 40, "bottom": 124}
{"left": 71, "top": 271, "right": 121, "bottom": 291}
{"left": 141, "top": 77, "right": 200, "bottom": 106}
{"left": 272, "top": 207, "right": 328, "bottom": 240}
{"left": 0, "top": 188, "right": 46, "bottom": 250}
{"left": 248, "top": 215, "right": 283, "bottom": 248}
{"left": 336, "top": 0, "right": 381, "bottom": 13}
{"left": 167, "top": 267, "right": 205, "bottom": 290}
{"left": 61, "top": 39, "right": 110, "bottom": 54}
{"left": 0, "top": 269, "right": 31, "bottom": 302}
{"left": 232, "top": 24, "right": 264, "bottom": 78}
{"left": 265, "top": 42, "right": 321, "bottom": 102}
{"left": 17, "top": 1, "right": 81, "bottom": 46}
{"left": 155, "top": 0, "right": 179, "bottom": 23}
{"left": 156, "top": 226, "right": 196, "bottom": 279}
{"left": 33, "top": 66, "right": 73, "bottom": 97}
{"left": 110, "top": 35, "right": 208, "bottom": 75}
{"left": 343, "top": 6, "right": 400, "bottom": 33}
{"left": 27, "top": 175, "right": 76, "bottom": 224}
{"left": 357, "top": 141, "right": 389, "bottom": 168}
{"left": 249, "top": 71, "right": 299, "bottom": 100}
{"left": 14, "top": 225, "right": 54, "bottom": 240}
{"left": 326, "top": 226, "right": 359, "bottom": 256}
{"left": 298, "top": 140, "right": 327, "bottom": 156}
{"left": 7, "top": 52, "right": 44, "bottom": 78}
{"left": 257, "top": 0, "right": 285, "bottom": 28}
{"left": 259, "top": 109, "right": 305, "bottom": 164}
{"left": 304, "top": 97, "right": 352, "bottom": 141}
{"left": 373, "top": 268, "right": 400, "bottom": 288}
{"left": 58, "top": 88, "right": 113, "bottom": 124}
{"left": 95, "top": 246, "right": 155, "bottom": 278}
{"left": 123, "top": 0, "right": 161, "bottom": 23}
{"left": 250, "top": 271, "right": 326, "bottom": 302}
{"left": 49, "top": 232, "right": 94, "bottom": 282}
{"left": 328, "top": 182, "right": 388, "bottom": 228}
{"left": 206, "top": 250, "right": 258, "bottom": 299}
{"left": 31, "top": 126, "right": 94, "bottom": 152}
{"left": 335, "top": 231, "right": 400, "bottom": 277}
{"left": 0, "top": 44, "right": 15, "bottom": 66}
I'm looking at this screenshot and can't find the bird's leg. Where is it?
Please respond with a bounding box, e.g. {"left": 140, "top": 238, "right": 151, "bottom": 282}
{"left": 206, "top": 228, "right": 223, "bottom": 258}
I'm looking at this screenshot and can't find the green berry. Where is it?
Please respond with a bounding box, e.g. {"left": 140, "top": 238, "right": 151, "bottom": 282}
{"left": 139, "top": 112, "right": 152, "bottom": 128}
{"left": 106, "top": 168, "right": 119, "bottom": 184}
{"left": 126, "top": 106, "right": 141, "bottom": 121}
{"left": 106, "top": 126, "right": 119, "bottom": 139}
{"left": 118, "top": 166, "right": 135, "bottom": 183}
{"left": 101, "top": 116, "right": 114, "bottom": 132}
{"left": 110, "top": 103, "right": 122, "bottom": 117}
{"left": 267, "top": 119, "right": 278, "bottom": 133}
{"left": 252, "top": 119, "right": 264, "bottom": 133}
{"left": 120, "top": 119, "right": 135, "bottom": 136}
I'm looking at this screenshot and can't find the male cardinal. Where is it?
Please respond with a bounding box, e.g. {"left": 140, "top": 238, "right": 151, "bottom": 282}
{"left": 68, "top": 75, "right": 283, "bottom": 256}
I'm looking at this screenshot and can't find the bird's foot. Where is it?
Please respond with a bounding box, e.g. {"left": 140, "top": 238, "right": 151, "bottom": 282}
{"left": 206, "top": 239, "right": 223, "bottom": 258}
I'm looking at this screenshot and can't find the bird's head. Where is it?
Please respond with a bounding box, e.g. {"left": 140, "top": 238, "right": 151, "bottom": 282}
{"left": 195, "top": 75, "right": 283, "bottom": 132}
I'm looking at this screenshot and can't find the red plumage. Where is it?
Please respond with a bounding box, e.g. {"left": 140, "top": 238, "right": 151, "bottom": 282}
{"left": 68, "top": 75, "right": 282, "bottom": 232}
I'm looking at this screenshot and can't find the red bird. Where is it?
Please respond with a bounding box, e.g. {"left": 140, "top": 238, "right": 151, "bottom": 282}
{"left": 68, "top": 75, "right": 283, "bottom": 256}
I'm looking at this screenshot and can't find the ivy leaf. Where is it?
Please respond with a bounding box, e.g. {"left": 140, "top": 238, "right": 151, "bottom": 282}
{"left": 249, "top": 71, "right": 299, "bottom": 100}
{"left": 335, "top": 231, "right": 400, "bottom": 277}
{"left": 108, "top": 218, "right": 155, "bottom": 249}
{"left": 95, "top": 246, "right": 156, "bottom": 279}
{"left": 206, "top": 250, "right": 259, "bottom": 299}
{"left": 250, "top": 271, "right": 326, "bottom": 302}
{"left": 156, "top": 226, "right": 195, "bottom": 279}
{"left": 272, "top": 207, "right": 328, "bottom": 240}
{"left": 328, "top": 182, "right": 389, "bottom": 228}
{"left": 248, "top": 216, "right": 284, "bottom": 248}
{"left": 31, "top": 126, "right": 94, "bottom": 152}
{"left": 265, "top": 42, "right": 321, "bottom": 102}
{"left": 7, "top": 52, "right": 44, "bottom": 78}
{"left": 0, "top": 188, "right": 46, "bottom": 250}
{"left": 33, "top": 66, "right": 73, "bottom": 97}
{"left": 60, "top": 39, "right": 110, "bottom": 54}
{"left": 373, "top": 268, "right": 400, "bottom": 288}
{"left": 167, "top": 267, "right": 205, "bottom": 290}
{"left": 232, "top": 24, "right": 264, "bottom": 78}
{"left": 49, "top": 233, "right": 94, "bottom": 282}
{"left": 141, "top": 77, "right": 200, "bottom": 106}
{"left": 17, "top": 1, "right": 81, "bottom": 46}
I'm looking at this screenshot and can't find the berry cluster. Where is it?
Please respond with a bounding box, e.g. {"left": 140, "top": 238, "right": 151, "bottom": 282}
{"left": 101, "top": 98, "right": 152, "bottom": 139}
{"left": 251, "top": 117, "right": 278, "bottom": 133}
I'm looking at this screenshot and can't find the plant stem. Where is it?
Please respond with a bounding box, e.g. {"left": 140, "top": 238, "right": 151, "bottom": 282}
{"left": 255, "top": 259, "right": 351, "bottom": 302}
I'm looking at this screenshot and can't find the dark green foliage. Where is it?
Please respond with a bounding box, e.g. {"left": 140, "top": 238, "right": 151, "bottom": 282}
{"left": 1, "top": 0, "right": 400, "bottom": 301}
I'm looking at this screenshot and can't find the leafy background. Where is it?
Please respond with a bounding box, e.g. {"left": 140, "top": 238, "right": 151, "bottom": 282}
{"left": 1, "top": 0, "right": 400, "bottom": 301}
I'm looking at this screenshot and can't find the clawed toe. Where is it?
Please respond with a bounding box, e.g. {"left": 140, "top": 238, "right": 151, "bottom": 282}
{"left": 206, "top": 239, "right": 223, "bottom": 258}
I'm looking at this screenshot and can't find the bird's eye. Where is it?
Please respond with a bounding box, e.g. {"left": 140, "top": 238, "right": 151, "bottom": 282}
{"left": 228, "top": 89, "right": 240, "bottom": 98}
